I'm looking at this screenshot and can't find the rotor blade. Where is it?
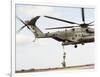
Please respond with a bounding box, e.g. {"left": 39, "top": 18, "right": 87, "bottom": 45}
{"left": 17, "top": 25, "right": 26, "bottom": 32}
{"left": 44, "top": 16, "right": 80, "bottom": 25}
{"left": 88, "top": 24, "right": 94, "bottom": 26}
{"left": 45, "top": 26, "right": 79, "bottom": 30}
{"left": 16, "top": 17, "right": 27, "bottom": 26}
{"left": 88, "top": 21, "right": 94, "bottom": 25}
{"left": 81, "top": 8, "right": 85, "bottom": 23}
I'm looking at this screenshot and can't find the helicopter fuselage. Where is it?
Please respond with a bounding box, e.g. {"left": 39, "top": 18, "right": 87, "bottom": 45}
{"left": 37, "top": 27, "right": 94, "bottom": 48}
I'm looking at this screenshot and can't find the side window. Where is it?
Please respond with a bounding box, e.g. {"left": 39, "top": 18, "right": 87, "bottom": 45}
{"left": 72, "top": 37, "right": 75, "bottom": 40}
{"left": 72, "top": 28, "right": 75, "bottom": 31}
{"left": 75, "top": 34, "right": 77, "bottom": 37}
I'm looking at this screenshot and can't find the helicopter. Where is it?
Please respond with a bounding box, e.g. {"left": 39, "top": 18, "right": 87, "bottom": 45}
{"left": 17, "top": 8, "right": 94, "bottom": 48}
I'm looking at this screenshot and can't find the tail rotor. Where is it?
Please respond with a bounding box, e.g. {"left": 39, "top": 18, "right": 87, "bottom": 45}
{"left": 16, "top": 16, "right": 41, "bottom": 41}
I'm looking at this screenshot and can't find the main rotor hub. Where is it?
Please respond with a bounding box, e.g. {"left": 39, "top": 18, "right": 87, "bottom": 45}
{"left": 80, "top": 24, "right": 88, "bottom": 27}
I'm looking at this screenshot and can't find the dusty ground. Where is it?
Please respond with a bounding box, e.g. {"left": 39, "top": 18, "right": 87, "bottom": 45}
{"left": 16, "top": 64, "right": 94, "bottom": 73}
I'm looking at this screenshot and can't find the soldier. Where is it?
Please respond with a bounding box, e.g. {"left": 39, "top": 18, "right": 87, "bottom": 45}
{"left": 62, "top": 52, "right": 66, "bottom": 68}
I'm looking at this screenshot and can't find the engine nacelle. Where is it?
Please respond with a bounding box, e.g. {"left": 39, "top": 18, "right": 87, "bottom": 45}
{"left": 86, "top": 28, "right": 94, "bottom": 33}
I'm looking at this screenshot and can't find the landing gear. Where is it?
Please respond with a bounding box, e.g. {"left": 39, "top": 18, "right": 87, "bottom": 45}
{"left": 74, "top": 44, "right": 77, "bottom": 48}
{"left": 61, "top": 45, "right": 66, "bottom": 68}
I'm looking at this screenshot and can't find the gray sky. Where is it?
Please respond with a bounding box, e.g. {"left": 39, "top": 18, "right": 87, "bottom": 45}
{"left": 16, "top": 4, "right": 95, "bottom": 70}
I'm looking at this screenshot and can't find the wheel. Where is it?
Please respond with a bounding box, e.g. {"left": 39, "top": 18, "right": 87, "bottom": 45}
{"left": 74, "top": 44, "right": 77, "bottom": 48}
